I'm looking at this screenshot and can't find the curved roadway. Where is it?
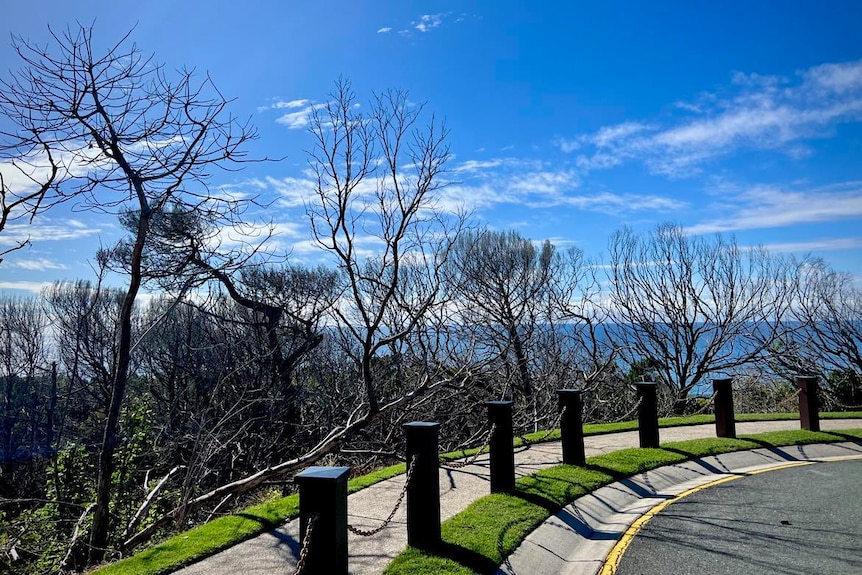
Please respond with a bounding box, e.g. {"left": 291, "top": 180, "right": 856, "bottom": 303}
{"left": 616, "top": 459, "right": 862, "bottom": 575}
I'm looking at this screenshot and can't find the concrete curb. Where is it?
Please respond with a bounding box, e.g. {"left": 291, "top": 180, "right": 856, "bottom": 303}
{"left": 495, "top": 441, "right": 862, "bottom": 575}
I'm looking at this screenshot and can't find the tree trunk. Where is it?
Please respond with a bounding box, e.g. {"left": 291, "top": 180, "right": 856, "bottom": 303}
{"left": 89, "top": 204, "right": 149, "bottom": 562}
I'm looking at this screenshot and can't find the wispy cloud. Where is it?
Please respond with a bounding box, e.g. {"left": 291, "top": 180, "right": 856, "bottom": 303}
{"left": 276, "top": 103, "right": 321, "bottom": 130}
{"left": 562, "top": 60, "right": 862, "bottom": 177}
{"left": 439, "top": 158, "right": 685, "bottom": 215}
{"left": 0, "top": 219, "right": 102, "bottom": 246}
{"left": 452, "top": 159, "right": 505, "bottom": 173}
{"left": 415, "top": 13, "right": 445, "bottom": 33}
{"left": 257, "top": 98, "right": 326, "bottom": 129}
{"left": 257, "top": 98, "right": 311, "bottom": 112}
{"left": 380, "top": 12, "right": 467, "bottom": 38}
{"left": 6, "top": 257, "right": 70, "bottom": 271}
{"left": 0, "top": 280, "right": 53, "bottom": 294}
{"left": 685, "top": 181, "right": 862, "bottom": 234}
{"left": 759, "top": 237, "right": 862, "bottom": 253}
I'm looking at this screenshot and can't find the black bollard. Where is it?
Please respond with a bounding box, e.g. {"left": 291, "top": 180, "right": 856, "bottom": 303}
{"left": 403, "top": 421, "right": 441, "bottom": 550}
{"left": 485, "top": 400, "right": 515, "bottom": 493}
{"left": 635, "top": 382, "right": 660, "bottom": 448}
{"left": 713, "top": 378, "right": 736, "bottom": 439}
{"left": 295, "top": 466, "right": 350, "bottom": 575}
{"left": 796, "top": 375, "right": 821, "bottom": 432}
{"left": 557, "top": 389, "right": 586, "bottom": 465}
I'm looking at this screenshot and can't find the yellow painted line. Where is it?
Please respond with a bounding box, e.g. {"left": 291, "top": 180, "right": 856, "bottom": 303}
{"left": 598, "top": 461, "right": 815, "bottom": 575}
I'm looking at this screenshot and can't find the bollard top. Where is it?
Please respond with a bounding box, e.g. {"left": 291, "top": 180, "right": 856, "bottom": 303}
{"left": 403, "top": 421, "right": 441, "bottom": 429}
{"left": 712, "top": 377, "right": 733, "bottom": 389}
{"left": 557, "top": 388, "right": 583, "bottom": 396}
{"left": 633, "top": 381, "right": 657, "bottom": 386}
{"left": 295, "top": 466, "right": 351, "bottom": 484}
{"left": 485, "top": 400, "right": 514, "bottom": 409}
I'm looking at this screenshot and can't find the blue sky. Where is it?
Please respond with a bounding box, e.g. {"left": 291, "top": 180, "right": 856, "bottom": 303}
{"left": 2, "top": 1, "right": 862, "bottom": 294}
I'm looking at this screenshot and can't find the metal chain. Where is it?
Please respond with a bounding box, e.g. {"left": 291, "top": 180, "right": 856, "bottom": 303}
{"left": 294, "top": 512, "right": 318, "bottom": 575}
{"left": 820, "top": 387, "right": 862, "bottom": 411}
{"left": 603, "top": 396, "right": 643, "bottom": 424}
{"left": 440, "top": 423, "right": 496, "bottom": 469}
{"left": 688, "top": 392, "right": 717, "bottom": 415}
{"left": 518, "top": 404, "right": 567, "bottom": 446}
{"left": 346, "top": 454, "right": 418, "bottom": 537}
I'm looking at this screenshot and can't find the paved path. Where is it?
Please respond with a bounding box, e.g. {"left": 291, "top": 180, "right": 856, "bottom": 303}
{"left": 175, "top": 419, "right": 861, "bottom": 575}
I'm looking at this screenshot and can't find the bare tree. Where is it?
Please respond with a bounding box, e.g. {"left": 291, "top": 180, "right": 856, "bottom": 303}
{"left": 0, "top": 153, "right": 59, "bottom": 264}
{"left": 0, "top": 25, "right": 256, "bottom": 559}
{"left": 448, "top": 229, "right": 554, "bottom": 427}
{"left": 120, "top": 80, "right": 468, "bottom": 551}
{"left": 607, "top": 224, "right": 790, "bottom": 413}
{"left": 765, "top": 258, "right": 862, "bottom": 406}
{"left": 307, "top": 79, "right": 463, "bottom": 417}
{"left": 0, "top": 295, "right": 49, "bottom": 466}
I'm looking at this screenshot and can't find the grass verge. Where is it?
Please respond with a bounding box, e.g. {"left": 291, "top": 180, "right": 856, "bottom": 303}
{"left": 385, "top": 427, "right": 862, "bottom": 575}
{"left": 94, "top": 413, "right": 862, "bottom": 574}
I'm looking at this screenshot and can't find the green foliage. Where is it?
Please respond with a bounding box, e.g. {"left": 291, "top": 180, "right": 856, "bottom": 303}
{"left": 48, "top": 443, "right": 96, "bottom": 505}
{"left": 111, "top": 399, "right": 158, "bottom": 528}
{"left": 827, "top": 369, "right": 862, "bottom": 408}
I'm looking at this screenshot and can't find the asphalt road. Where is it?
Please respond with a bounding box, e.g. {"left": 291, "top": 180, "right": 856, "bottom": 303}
{"left": 616, "top": 460, "right": 862, "bottom": 575}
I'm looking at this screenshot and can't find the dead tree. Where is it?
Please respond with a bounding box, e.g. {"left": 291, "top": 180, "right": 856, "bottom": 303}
{"left": 607, "top": 223, "right": 791, "bottom": 413}
{"left": 0, "top": 24, "right": 256, "bottom": 561}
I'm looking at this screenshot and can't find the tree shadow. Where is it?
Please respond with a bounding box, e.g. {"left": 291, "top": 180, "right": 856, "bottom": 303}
{"left": 430, "top": 540, "right": 499, "bottom": 574}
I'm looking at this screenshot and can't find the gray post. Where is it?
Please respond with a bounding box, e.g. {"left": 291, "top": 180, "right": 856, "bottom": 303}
{"left": 557, "top": 389, "right": 585, "bottom": 465}
{"left": 403, "top": 421, "right": 441, "bottom": 550}
{"left": 635, "top": 382, "right": 660, "bottom": 448}
{"left": 713, "top": 378, "right": 736, "bottom": 438}
{"left": 796, "top": 375, "right": 821, "bottom": 432}
{"left": 485, "top": 400, "right": 515, "bottom": 493}
{"left": 295, "top": 466, "right": 350, "bottom": 575}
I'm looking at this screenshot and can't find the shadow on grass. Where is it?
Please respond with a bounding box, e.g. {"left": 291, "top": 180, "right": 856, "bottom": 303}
{"left": 822, "top": 431, "right": 862, "bottom": 444}
{"left": 660, "top": 447, "right": 727, "bottom": 474}
{"left": 432, "top": 541, "right": 499, "bottom": 574}
{"left": 514, "top": 487, "right": 560, "bottom": 512}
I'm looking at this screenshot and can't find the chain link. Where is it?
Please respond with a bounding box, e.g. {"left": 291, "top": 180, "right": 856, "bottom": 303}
{"left": 440, "top": 423, "right": 496, "bottom": 469}
{"left": 518, "top": 404, "right": 568, "bottom": 446}
{"left": 346, "top": 454, "right": 418, "bottom": 537}
{"left": 688, "top": 392, "right": 717, "bottom": 415}
{"left": 294, "top": 512, "right": 318, "bottom": 575}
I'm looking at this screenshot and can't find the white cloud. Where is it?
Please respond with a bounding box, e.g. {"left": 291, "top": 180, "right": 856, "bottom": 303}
{"left": 274, "top": 99, "right": 311, "bottom": 109}
{"left": 592, "top": 122, "right": 652, "bottom": 148}
{"left": 415, "top": 13, "right": 445, "bottom": 32}
{"left": 760, "top": 237, "right": 862, "bottom": 253}
{"left": 0, "top": 280, "right": 52, "bottom": 294}
{"left": 685, "top": 181, "right": 862, "bottom": 234}
{"left": 277, "top": 109, "right": 313, "bottom": 130}
{"left": 452, "top": 159, "right": 505, "bottom": 173}
{"left": 377, "top": 27, "right": 392, "bottom": 34}
{"left": 258, "top": 98, "right": 311, "bottom": 112}
{"left": 267, "top": 175, "right": 319, "bottom": 207}
{"left": 0, "top": 219, "right": 102, "bottom": 246}
{"left": 438, "top": 158, "right": 683, "bottom": 216}
{"left": 6, "top": 257, "right": 70, "bottom": 271}
{"left": 562, "top": 59, "right": 862, "bottom": 177}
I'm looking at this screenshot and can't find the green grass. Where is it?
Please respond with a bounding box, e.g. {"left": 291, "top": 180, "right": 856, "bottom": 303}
{"left": 385, "top": 427, "right": 862, "bottom": 575}
{"left": 93, "top": 412, "right": 862, "bottom": 574}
